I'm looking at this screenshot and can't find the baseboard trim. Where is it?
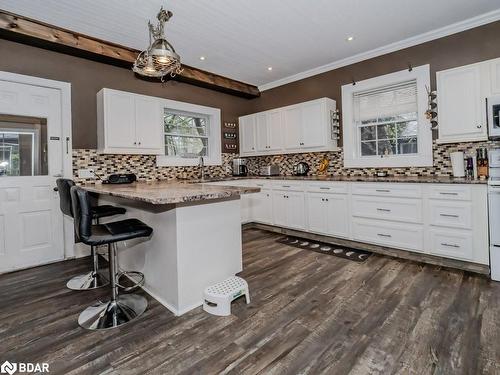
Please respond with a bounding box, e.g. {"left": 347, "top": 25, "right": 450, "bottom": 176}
{"left": 244, "top": 223, "right": 490, "bottom": 276}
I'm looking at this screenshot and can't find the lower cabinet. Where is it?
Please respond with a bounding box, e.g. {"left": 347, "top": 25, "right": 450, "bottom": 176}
{"left": 272, "top": 190, "right": 306, "bottom": 230}
{"left": 306, "top": 192, "right": 349, "bottom": 238}
{"left": 214, "top": 180, "right": 488, "bottom": 266}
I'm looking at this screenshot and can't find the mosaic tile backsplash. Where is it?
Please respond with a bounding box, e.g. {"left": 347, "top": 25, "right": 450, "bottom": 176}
{"left": 73, "top": 140, "right": 500, "bottom": 183}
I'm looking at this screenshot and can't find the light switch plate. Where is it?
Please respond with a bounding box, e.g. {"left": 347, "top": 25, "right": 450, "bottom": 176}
{"left": 78, "top": 168, "right": 95, "bottom": 178}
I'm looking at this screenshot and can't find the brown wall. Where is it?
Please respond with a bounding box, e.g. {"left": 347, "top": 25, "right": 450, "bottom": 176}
{"left": 1, "top": 20, "right": 500, "bottom": 150}
{"left": 247, "top": 21, "right": 500, "bottom": 120}
{"left": 0, "top": 39, "right": 252, "bottom": 149}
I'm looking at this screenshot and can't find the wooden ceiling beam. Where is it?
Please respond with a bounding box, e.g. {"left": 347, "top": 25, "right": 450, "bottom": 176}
{"left": 0, "top": 10, "right": 260, "bottom": 99}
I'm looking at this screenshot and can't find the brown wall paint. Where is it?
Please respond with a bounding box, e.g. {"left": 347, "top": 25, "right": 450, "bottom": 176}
{"left": 246, "top": 20, "right": 500, "bottom": 129}
{"left": 0, "top": 39, "right": 252, "bottom": 149}
{"left": 1, "top": 20, "right": 500, "bottom": 149}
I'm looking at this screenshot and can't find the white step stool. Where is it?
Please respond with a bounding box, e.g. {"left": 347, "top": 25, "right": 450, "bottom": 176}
{"left": 203, "top": 276, "right": 250, "bottom": 316}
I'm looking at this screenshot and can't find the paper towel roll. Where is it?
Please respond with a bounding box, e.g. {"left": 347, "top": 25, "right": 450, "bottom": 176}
{"left": 450, "top": 151, "right": 465, "bottom": 177}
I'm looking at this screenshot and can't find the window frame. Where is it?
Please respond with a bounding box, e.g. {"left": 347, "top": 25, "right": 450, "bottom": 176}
{"left": 156, "top": 99, "right": 221, "bottom": 167}
{"left": 342, "top": 65, "right": 432, "bottom": 168}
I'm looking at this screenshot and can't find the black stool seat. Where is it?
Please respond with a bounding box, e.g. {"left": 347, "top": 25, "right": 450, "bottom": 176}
{"left": 91, "top": 205, "right": 127, "bottom": 220}
{"left": 87, "top": 219, "right": 153, "bottom": 246}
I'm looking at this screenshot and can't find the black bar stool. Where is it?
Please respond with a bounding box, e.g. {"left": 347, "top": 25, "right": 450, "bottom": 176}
{"left": 70, "top": 186, "right": 153, "bottom": 330}
{"left": 56, "top": 178, "right": 126, "bottom": 290}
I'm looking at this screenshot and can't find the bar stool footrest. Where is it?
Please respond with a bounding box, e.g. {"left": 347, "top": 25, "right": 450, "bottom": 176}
{"left": 116, "top": 271, "right": 145, "bottom": 292}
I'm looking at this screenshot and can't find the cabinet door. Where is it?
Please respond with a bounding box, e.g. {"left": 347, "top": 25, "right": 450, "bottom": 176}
{"left": 287, "top": 192, "right": 306, "bottom": 230}
{"left": 253, "top": 189, "right": 273, "bottom": 224}
{"left": 255, "top": 113, "right": 268, "bottom": 152}
{"left": 437, "top": 65, "right": 486, "bottom": 143}
{"left": 135, "top": 96, "right": 163, "bottom": 153}
{"left": 105, "top": 91, "right": 136, "bottom": 149}
{"left": 301, "top": 101, "right": 327, "bottom": 148}
{"left": 240, "top": 195, "right": 252, "bottom": 223}
{"left": 283, "top": 106, "right": 302, "bottom": 149}
{"left": 267, "top": 110, "right": 283, "bottom": 151}
{"left": 326, "top": 194, "right": 349, "bottom": 238}
{"left": 239, "top": 115, "right": 256, "bottom": 155}
{"left": 306, "top": 193, "right": 327, "bottom": 234}
{"left": 491, "top": 59, "right": 500, "bottom": 95}
{"left": 272, "top": 192, "right": 288, "bottom": 227}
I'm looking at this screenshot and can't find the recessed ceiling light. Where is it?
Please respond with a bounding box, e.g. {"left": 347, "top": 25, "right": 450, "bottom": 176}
{"left": 346, "top": 36, "right": 355, "bottom": 42}
{"left": 267, "top": 66, "right": 273, "bottom": 71}
{"left": 199, "top": 56, "right": 206, "bottom": 60}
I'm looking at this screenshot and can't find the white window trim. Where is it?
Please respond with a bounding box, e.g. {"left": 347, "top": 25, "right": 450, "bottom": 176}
{"left": 342, "top": 65, "right": 432, "bottom": 168}
{"left": 156, "top": 99, "right": 221, "bottom": 167}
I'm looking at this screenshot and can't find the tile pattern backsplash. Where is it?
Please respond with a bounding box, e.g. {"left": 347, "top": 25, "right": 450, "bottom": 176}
{"left": 73, "top": 140, "right": 500, "bottom": 182}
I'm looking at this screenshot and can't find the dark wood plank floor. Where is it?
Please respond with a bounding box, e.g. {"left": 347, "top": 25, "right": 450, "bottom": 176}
{"left": 1, "top": 228, "right": 500, "bottom": 375}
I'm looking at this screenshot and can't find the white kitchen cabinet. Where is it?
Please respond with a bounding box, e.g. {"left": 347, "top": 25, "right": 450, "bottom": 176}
{"left": 256, "top": 111, "right": 283, "bottom": 152}
{"left": 239, "top": 115, "right": 257, "bottom": 154}
{"left": 436, "top": 64, "right": 487, "bottom": 143}
{"left": 306, "top": 192, "right": 349, "bottom": 238}
{"left": 239, "top": 98, "right": 337, "bottom": 156}
{"left": 272, "top": 190, "right": 305, "bottom": 230}
{"left": 252, "top": 189, "right": 273, "bottom": 224}
{"left": 491, "top": 58, "right": 500, "bottom": 95}
{"left": 97, "top": 88, "right": 164, "bottom": 154}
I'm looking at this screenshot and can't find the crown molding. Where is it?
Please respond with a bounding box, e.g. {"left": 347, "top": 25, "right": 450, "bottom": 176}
{"left": 258, "top": 9, "right": 500, "bottom": 92}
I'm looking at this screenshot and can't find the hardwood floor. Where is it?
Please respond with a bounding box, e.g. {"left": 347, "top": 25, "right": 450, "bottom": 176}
{"left": 1, "top": 228, "right": 500, "bottom": 374}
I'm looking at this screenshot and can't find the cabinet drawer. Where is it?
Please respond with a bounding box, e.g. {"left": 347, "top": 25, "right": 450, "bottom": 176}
{"left": 429, "top": 201, "right": 472, "bottom": 229}
{"left": 351, "top": 183, "right": 422, "bottom": 198}
{"left": 306, "top": 182, "right": 348, "bottom": 194}
{"left": 272, "top": 181, "right": 304, "bottom": 191}
{"left": 253, "top": 180, "right": 274, "bottom": 189}
{"left": 428, "top": 228, "right": 473, "bottom": 261}
{"left": 351, "top": 196, "right": 422, "bottom": 223}
{"left": 352, "top": 218, "right": 423, "bottom": 251}
{"left": 428, "top": 185, "right": 471, "bottom": 201}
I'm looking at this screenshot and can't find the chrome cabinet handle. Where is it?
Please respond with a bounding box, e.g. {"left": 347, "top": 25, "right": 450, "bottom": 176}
{"left": 319, "top": 187, "right": 330, "bottom": 190}
{"left": 440, "top": 213, "right": 459, "bottom": 218}
{"left": 377, "top": 233, "right": 392, "bottom": 238}
{"left": 439, "top": 192, "right": 458, "bottom": 196}
{"left": 376, "top": 189, "right": 390, "bottom": 193}
{"left": 377, "top": 208, "right": 391, "bottom": 212}
{"left": 441, "top": 243, "right": 459, "bottom": 248}
{"left": 282, "top": 185, "right": 291, "bottom": 188}
{"left": 477, "top": 125, "right": 482, "bottom": 129}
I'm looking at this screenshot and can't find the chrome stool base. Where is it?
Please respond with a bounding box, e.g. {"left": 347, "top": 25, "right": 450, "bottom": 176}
{"left": 66, "top": 270, "right": 109, "bottom": 290}
{"left": 78, "top": 294, "right": 148, "bottom": 330}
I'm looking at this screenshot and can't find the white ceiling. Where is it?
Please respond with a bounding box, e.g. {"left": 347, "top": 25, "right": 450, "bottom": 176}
{"left": 2, "top": 0, "right": 500, "bottom": 89}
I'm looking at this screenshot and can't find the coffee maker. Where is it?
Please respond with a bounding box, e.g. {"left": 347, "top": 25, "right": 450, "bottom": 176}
{"left": 232, "top": 158, "right": 248, "bottom": 176}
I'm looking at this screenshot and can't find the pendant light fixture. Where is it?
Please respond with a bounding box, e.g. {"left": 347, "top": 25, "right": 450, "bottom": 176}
{"left": 133, "top": 7, "right": 183, "bottom": 80}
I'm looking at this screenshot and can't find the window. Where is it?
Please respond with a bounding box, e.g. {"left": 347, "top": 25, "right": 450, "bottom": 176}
{"left": 342, "top": 65, "right": 432, "bottom": 168}
{"left": 164, "top": 110, "right": 209, "bottom": 158}
{"left": 157, "top": 100, "right": 221, "bottom": 167}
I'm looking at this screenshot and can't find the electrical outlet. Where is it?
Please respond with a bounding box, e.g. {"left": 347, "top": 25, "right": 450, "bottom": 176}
{"left": 78, "top": 168, "right": 95, "bottom": 178}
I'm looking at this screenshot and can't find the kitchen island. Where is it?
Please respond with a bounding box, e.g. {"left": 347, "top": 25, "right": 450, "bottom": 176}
{"left": 83, "top": 181, "right": 259, "bottom": 315}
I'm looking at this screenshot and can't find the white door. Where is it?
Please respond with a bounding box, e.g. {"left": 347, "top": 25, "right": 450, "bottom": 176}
{"left": 287, "top": 191, "right": 306, "bottom": 230}
{"left": 301, "top": 101, "right": 326, "bottom": 148}
{"left": 306, "top": 193, "right": 327, "bottom": 234}
{"left": 267, "top": 110, "right": 283, "bottom": 151}
{"left": 239, "top": 115, "right": 256, "bottom": 155}
{"left": 105, "top": 90, "right": 136, "bottom": 149}
{"left": 272, "top": 191, "right": 288, "bottom": 227}
{"left": 135, "top": 95, "right": 163, "bottom": 153}
{"left": 326, "top": 194, "right": 349, "bottom": 238}
{"left": 437, "top": 65, "right": 486, "bottom": 143}
{"left": 283, "top": 106, "right": 302, "bottom": 149}
{"left": 255, "top": 112, "right": 268, "bottom": 152}
{"left": 0, "top": 78, "right": 66, "bottom": 273}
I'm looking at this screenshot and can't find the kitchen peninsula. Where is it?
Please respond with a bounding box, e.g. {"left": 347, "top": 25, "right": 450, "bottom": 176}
{"left": 83, "top": 181, "right": 259, "bottom": 315}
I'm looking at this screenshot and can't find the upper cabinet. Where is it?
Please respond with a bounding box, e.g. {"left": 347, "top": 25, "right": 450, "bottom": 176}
{"left": 239, "top": 98, "right": 337, "bottom": 156}
{"left": 436, "top": 58, "right": 500, "bottom": 144}
{"left": 97, "top": 88, "right": 164, "bottom": 154}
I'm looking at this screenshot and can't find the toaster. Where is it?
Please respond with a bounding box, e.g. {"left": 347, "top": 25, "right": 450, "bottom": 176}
{"left": 259, "top": 165, "right": 280, "bottom": 176}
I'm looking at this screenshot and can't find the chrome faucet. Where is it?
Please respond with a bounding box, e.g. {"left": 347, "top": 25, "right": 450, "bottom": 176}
{"left": 199, "top": 156, "right": 205, "bottom": 180}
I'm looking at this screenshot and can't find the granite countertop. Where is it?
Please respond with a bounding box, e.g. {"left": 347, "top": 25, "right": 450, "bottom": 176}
{"left": 190, "top": 175, "right": 488, "bottom": 184}
{"left": 82, "top": 181, "right": 260, "bottom": 205}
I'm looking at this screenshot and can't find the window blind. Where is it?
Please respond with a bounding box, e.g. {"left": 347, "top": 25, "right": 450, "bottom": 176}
{"left": 353, "top": 80, "right": 418, "bottom": 123}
